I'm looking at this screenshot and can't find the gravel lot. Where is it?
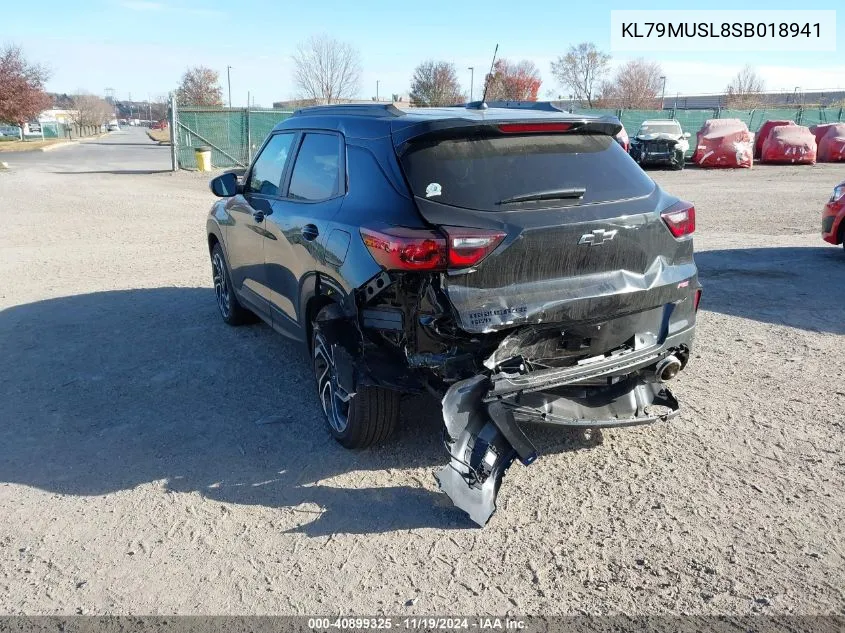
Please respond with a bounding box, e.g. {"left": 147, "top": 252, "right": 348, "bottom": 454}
{"left": 1, "top": 128, "right": 843, "bottom": 615}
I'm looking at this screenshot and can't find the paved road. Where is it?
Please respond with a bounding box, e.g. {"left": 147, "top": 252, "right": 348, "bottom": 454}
{"left": 0, "top": 126, "right": 170, "bottom": 173}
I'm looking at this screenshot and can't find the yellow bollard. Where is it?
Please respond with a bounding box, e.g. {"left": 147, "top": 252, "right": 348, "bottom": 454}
{"left": 194, "top": 146, "right": 212, "bottom": 172}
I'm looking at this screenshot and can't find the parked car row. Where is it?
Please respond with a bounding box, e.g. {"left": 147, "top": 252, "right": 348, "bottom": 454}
{"left": 617, "top": 118, "right": 845, "bottom": 170}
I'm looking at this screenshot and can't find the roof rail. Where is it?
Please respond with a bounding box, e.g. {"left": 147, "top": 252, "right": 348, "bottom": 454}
{"left": 291, "top": 103, "right": 405, "bottom": 118}
{"left": 463, "top": 100, "right": 568, "bottom": 112}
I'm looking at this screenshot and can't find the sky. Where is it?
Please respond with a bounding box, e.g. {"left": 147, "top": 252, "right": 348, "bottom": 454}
{"left": 5, "top": 0, "right": 844, "bottom": 107}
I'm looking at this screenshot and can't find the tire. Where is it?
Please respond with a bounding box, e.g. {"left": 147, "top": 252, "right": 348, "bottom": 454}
{"left": 312, "top": 312, "right": 400, "bottom": 448}
{"left": 210, "top": 242, "right": 252, "bottom": 326}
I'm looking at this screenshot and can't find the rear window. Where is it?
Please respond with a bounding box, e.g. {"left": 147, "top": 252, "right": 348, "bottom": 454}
{"left": 400, "top": 133, "right": 653, "bottom": 212}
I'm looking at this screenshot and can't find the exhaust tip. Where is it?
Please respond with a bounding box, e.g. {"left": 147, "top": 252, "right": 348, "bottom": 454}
{"left": 655, "top": 355, "right": 682, "bottom": 383}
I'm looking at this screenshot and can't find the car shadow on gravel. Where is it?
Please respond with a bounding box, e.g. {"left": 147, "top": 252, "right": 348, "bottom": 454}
{"left": 0, "top": 288, "right": 601, "bottom": 535}
{"left": 695, "top": 246, "right": 845, "bottom": 334}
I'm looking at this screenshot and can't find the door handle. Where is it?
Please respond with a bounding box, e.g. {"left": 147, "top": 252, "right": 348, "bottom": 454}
{"left": 301, "top": 224, "right": 319, "bottom": 241}
{"left": 252, "top": 211, "right": 264, "bottom": 222}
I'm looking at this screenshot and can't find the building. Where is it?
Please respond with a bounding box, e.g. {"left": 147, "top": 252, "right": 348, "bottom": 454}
{"left": 666, "top": 89, "right": 845, "bottom": 110}
{"left": 271, "top": 97, "right": 412, "bottom": 110}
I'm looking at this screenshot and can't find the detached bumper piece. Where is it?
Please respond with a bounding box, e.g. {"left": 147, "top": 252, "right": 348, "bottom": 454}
{"left": 435, "top": 376, "right": 534, "bottom": 526}
{"left": 435, "top": 373, "right": 680, "bottom": 526}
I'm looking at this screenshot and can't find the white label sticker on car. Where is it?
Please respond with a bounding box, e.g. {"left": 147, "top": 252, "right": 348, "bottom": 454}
{"left": 425, "top": 182, "right": 442, "bottom": 198}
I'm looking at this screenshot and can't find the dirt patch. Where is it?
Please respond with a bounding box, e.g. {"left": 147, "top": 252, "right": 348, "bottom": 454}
{"left": 0, "top": 150, "right": 843, "bottom": 615}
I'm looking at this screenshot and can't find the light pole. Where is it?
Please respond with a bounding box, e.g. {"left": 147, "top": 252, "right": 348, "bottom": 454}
{"left": 468, "top": 67, "right": 474, "bottom": 101}
{"left": 227, "top": 66, "right": 232, "bottom": 107}
{"left": 660, "top": 76, "right": 667, "bottom": 110}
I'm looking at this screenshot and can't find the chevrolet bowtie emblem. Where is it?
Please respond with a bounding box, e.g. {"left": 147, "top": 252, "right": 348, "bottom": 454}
{"left": 578, "top": 229, "right": 618, "bottom": 246}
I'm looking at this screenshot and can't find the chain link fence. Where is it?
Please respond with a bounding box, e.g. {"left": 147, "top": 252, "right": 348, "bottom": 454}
{"left": 171, "top": 105, "right": 294, "bottom": 170}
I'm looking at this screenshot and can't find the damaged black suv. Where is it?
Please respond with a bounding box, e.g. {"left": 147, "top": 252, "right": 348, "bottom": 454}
{"left": 206, "top": 101, "right": 701, "bottom": 524}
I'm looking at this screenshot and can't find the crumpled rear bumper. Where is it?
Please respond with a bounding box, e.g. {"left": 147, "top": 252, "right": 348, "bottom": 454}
{"left": 435, "top": 369, "right": 681, "bottom": 526}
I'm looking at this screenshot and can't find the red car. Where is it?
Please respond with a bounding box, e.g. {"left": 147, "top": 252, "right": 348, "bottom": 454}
{"left": 151, "top": 120, "right": 168, "bottom": 130}
{"left": 822, "top": 180, "right": 845, "bottom": 252}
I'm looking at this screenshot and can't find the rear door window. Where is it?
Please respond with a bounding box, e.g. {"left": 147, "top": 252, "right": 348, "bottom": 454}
{"left": 400, "top": 133, "right": 654, "bottom": 211}
{"left": 287, "top": 133, "right": 342, "bottom": 202}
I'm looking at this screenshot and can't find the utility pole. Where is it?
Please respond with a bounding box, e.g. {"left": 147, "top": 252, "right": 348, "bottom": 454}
{"left": 468, "top": 67, "right": 474, "bottom": 101}
{"left": 227, "top": 66, "right": 233, "bottom": 107}
{"left": 660, "top": 76, "right": 667, "bottom": 110}
{"left": 169, "top": 93, "right": 178, "bottom": 172}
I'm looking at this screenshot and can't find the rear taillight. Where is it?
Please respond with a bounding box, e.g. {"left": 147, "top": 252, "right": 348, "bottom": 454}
{"left": 361, "top": 226, "right": 505, "bottom": 272}
{"left": 360, "top": 227, "right": 447, "bottom": 271}
{"left": 441, "top": 226, "right": 506, "bottom": 268}
{"left": 661, "top": 201, "right": 696, "bottom": 238}
{"left": 498, "top": 122, "right": 573, "bottom": 134}
{"left": 694, "top": 288, "right": 702, "bottom": 311}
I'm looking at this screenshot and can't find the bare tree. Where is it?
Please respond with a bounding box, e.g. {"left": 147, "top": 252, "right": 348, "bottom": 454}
{"left": 69, "top": 93, "right": 114, "bottom": 127}
{"left": 0, "top": 45, "right": 51, "bottom": 134}
{"left": 598, "top": 59, "right": 663, "bottom": 109}
{"left": 484, "top": 59, "right": 542, "bottom": 101}
{"left": 725, "top": 65, "right": 766, "bottom": 109}
{"left": 550, "top": 42, "right": 611, "bottom": 108}
{"left": 292, "top": 35, "right": 361, "bottom": 104}
{"left": 409, "top": 61, "right": 465, "bottom": 106}
{"left": 175, "top": 66, "right": 223, "bottom": 107}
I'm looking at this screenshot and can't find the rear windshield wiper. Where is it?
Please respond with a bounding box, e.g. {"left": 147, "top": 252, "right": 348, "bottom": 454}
{"left": 497, "top": 187, "right": 586, "bottom": 205}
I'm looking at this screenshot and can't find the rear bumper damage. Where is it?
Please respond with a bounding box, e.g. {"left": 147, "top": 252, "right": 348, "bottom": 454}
{"left": 347, "top": 267, "right": 697, "bottom": 525}
{"left": 435, "top": 335, "right": 687, "bottom": 526}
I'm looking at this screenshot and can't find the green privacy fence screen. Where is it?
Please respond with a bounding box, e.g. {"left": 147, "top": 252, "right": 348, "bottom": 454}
{"left": 173, "top": 107, "right": 294, "bottom": 169}
{"left": 172, "top": 105, "right": 844, "bottom": 169}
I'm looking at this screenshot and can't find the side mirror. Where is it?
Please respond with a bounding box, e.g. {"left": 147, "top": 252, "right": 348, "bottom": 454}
{"left": 683, "top": 132, "right": 691, "bottom": 139}
{"left": 210, "top": 172, "right": 239, "bottom": 197}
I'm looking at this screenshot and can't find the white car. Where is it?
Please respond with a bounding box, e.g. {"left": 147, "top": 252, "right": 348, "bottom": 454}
{"left": 629, "top": 119, "right": 690, "bottom": 170}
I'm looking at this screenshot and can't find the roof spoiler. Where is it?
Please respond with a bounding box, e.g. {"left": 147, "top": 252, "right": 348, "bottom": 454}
{"left": 393, "top": 116, "right": 623, "bottom": 147}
